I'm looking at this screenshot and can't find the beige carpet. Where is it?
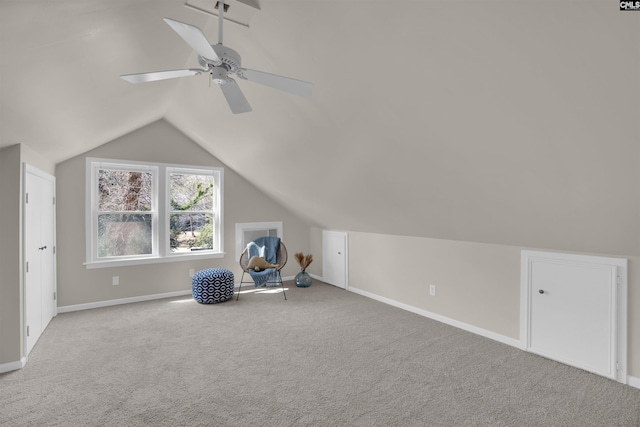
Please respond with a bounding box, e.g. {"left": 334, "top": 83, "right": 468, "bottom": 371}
{"left": 1, "top": 282, "right": 639, "bottom": 426}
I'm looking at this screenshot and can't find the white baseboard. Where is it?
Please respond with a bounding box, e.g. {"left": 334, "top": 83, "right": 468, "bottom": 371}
{"left": 58, "top": 278, "right": 306, "bottom": 313}
{"left": 349, "top": 286, "right": 521, "bottom": 349}
{"left": 57, "top": 290, "right": 193, "bottom": 313}
{"left": 628, "top": 375, "right": 640, "bottom": 389}
{"left": 57, "top": 278, "right": 299, "bottom": 313}
{"left": 0, "top": 357, "right": 26, "bottom": 374}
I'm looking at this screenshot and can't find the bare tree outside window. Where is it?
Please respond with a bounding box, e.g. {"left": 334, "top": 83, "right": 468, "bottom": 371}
{"left": 97, "top": 169, "right": 153, "bottom": 257}
{"left": 169, "top": 173, "right": 214, "bottom": 252}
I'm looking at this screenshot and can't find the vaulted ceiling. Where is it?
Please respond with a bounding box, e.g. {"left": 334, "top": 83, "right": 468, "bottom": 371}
{"left": 2, "top": 1, "right": 639, "bottom": 255}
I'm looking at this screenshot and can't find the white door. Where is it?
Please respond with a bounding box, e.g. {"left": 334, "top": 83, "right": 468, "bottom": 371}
{"left": 24, "top": 164, "right": 56, "bottom": 355}
{"left": 322, "top": 230, "right": 347, "bottom": 289}
{"left": 521, "top": 251, "right": 627, "bottom": 383}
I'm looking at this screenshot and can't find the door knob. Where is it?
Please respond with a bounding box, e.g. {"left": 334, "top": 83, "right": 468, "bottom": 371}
{"left": 539, "top": 289, "right": 544, "bottom": 294}
{"left": 38, "top": 246, "right": 47, "bottom": 251}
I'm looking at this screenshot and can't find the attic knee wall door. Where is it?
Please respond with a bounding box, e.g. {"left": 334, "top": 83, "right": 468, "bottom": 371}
{"left": 520, "top": 251, "right": 627, "bottom": 383}
{"left": 322, "top": 230, "right": 348, "bottom": 289}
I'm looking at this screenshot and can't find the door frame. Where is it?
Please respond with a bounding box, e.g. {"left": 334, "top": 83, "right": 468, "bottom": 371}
{"left": 22, "top": 163, "right": 57, "bottom": 357}
{"left": 520, "top": 250, "right": 627, "bottom": 383}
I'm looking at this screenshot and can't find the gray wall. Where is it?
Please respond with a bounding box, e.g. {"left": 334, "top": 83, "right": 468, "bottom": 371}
{"left": 0, "top": 145, "right": 22, "bottom": 365}
{"left": 55, "top": 119, "right": 312, "bottom": 308}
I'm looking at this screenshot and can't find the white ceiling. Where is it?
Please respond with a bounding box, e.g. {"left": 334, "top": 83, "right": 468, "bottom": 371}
{"left": 2, "top": 1, "right": 639, "bottom": 255}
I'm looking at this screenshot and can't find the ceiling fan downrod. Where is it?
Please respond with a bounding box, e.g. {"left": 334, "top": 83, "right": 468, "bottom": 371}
{"left": 216, "top": 1, "right": 227, "bottom": 45}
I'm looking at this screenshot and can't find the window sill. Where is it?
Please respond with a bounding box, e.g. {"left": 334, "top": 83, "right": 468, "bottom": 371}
{"left": 85, "top": 252, "right": 225, "bottom": 269}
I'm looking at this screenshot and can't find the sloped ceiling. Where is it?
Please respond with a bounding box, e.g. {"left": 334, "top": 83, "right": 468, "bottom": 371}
{"left": 2, "top": 1, "right": 639, "bottom": 255}
{"left": 0, "top": 0, "right": 205, "bottom": 159}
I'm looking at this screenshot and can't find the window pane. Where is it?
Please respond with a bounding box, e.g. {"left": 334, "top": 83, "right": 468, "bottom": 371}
{"left": 170, "top": 173, "right": 213, "bottom": 212}
{"left": 99, "top": 169, "right": 153, "bottom": 212}
{"left": 98, "top": 214, "right": 152, "bottom": 257}
{"left": 170, "top": 213, "right": 213, "bottom": 252}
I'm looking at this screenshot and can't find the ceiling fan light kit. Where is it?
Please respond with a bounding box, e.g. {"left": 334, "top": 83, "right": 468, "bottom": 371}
{"left": 208, "top": 66, "right": 228, "bottom": 84}
{"left": 120, "top": 1, "right": 313, "bottom": 114}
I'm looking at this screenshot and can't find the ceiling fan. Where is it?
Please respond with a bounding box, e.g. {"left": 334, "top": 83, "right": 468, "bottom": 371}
{"left": 120, "top": 1, "right": 313, "bottom": 114}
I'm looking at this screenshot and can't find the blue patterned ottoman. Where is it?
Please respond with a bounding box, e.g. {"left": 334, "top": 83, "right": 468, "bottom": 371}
{"left": 192, "top": 268, "right": 234, "bottom": 304}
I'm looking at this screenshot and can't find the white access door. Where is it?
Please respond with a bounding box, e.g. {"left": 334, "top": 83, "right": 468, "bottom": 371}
{"left": 521, "top": 251, "right": 627, "bottom": 383}
{"left": 322, "top": 230, "right": 348, "bottom": 289}
{"left": 24, "top": 164, "right": 57, "bottom": 355}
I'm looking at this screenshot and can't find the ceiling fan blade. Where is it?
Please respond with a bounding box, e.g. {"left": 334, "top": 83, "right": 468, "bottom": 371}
{"left": 120, "top": 69, "right": 204, "bottom": 83}
{"left": 240, "top": 68, "right": 313, "bottom": 98}
{"left": 219, "top": 81, "right": 252, "bottom": 114}
{"left": 163, "top": 18, "right": 220, "bottom": 63}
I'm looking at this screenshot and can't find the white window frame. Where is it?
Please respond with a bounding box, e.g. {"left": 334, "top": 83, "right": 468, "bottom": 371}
{"left": 85, "top": 158, "right": 224, "bottom": 268}
{"left": 164, "top": 166, "right": 223, "bottom": 259}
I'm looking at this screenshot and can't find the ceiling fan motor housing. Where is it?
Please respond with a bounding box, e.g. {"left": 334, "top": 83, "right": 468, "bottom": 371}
{"left": 199, "top": 45, "right": 241, "bottom": 72}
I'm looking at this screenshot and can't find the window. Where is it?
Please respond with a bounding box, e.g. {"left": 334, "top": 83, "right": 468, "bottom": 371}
{"left": 95, "top": 165, "right": 157, "bottom": 258}
{"left": 86, "top": 158, "right": 223, "bottom": 268}
{"left": 168, "top": 168, "right": 218, "bottom": 254}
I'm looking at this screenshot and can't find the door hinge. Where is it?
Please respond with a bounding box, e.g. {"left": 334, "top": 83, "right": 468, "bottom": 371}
{"left": 53, "top": 246, "right": 56, "bottom": 255}
{"left": 27, "top": 326, "right": 29, "bottom": 337}
{"left": 26, "top": 261, "right": 29, "bottom": 273}
{"left": 25, "top": 193, "right": 29, "bottom": 204}
{"left": 616, "top": 361, "right": 620, "bottom": 371}
{"left": 53, "top": 196, "right": 56, "bottom": 205}
{"left": 54, "top": 291, "right": 57, "bottom": 301}
{"left": 616, "top": 276, "right": 621, "bottom": 285}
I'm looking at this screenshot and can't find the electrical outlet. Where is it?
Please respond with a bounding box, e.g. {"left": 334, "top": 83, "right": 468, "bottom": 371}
{"left": 429, "top": 284, "right": 436, "bottom": 296}
{"left": 189, "top": 269, "right": 195, "bottom": 278}
{"left": 112, "top": 276, "right": 119, "bottom": 286}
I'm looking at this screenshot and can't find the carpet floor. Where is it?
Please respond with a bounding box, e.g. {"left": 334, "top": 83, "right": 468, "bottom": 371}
{"left": 1, "top": 282, "right": 639, "bottom": 426}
